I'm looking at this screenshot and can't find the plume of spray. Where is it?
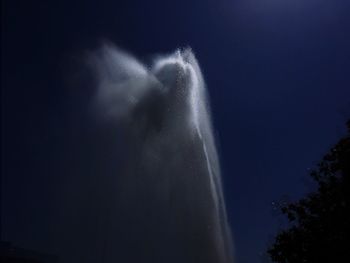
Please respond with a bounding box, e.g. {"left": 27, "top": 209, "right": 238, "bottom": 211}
{"left": 74, "top": 43, "right": 233, "bottom": 263}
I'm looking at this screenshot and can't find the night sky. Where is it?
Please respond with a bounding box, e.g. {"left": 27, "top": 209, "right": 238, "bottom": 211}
{"left": 2, "top": 0, "right": 350, "bottom": 263}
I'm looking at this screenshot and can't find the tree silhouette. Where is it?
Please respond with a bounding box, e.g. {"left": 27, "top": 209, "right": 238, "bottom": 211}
{"left": 268, "top": 120, "right": 350, "bottom": 263}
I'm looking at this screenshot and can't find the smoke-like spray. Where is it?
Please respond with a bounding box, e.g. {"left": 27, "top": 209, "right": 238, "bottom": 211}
{"left": 70, "top": 44, "right": 233, "bottom": 263}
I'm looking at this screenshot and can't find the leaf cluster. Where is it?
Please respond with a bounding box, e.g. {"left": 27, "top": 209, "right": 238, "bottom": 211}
{"left": 268, "top": 121, "right": 350, "bottom": 263}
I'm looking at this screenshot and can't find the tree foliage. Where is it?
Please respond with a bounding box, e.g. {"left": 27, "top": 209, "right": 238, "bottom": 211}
{"left": 268, "top": 120, "right": 350, "bottom": 263}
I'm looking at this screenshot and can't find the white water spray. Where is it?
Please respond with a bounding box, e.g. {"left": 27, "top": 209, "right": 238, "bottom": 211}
{"left": 84, "top": 44, "right": 233, "bottom": 263}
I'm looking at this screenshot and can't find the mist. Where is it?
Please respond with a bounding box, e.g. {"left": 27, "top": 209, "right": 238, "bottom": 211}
{"left": 50, "top": 44, "right": 233, "bottom": 263}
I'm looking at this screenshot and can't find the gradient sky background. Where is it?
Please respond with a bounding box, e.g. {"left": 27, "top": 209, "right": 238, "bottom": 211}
{"left": 2, "top": 0, "right": 350, "bottom": 262}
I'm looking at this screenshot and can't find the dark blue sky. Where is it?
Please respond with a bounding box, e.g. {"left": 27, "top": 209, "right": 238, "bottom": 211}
{"left": 2, "top": 0, "right": 350, "bottom": 262}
